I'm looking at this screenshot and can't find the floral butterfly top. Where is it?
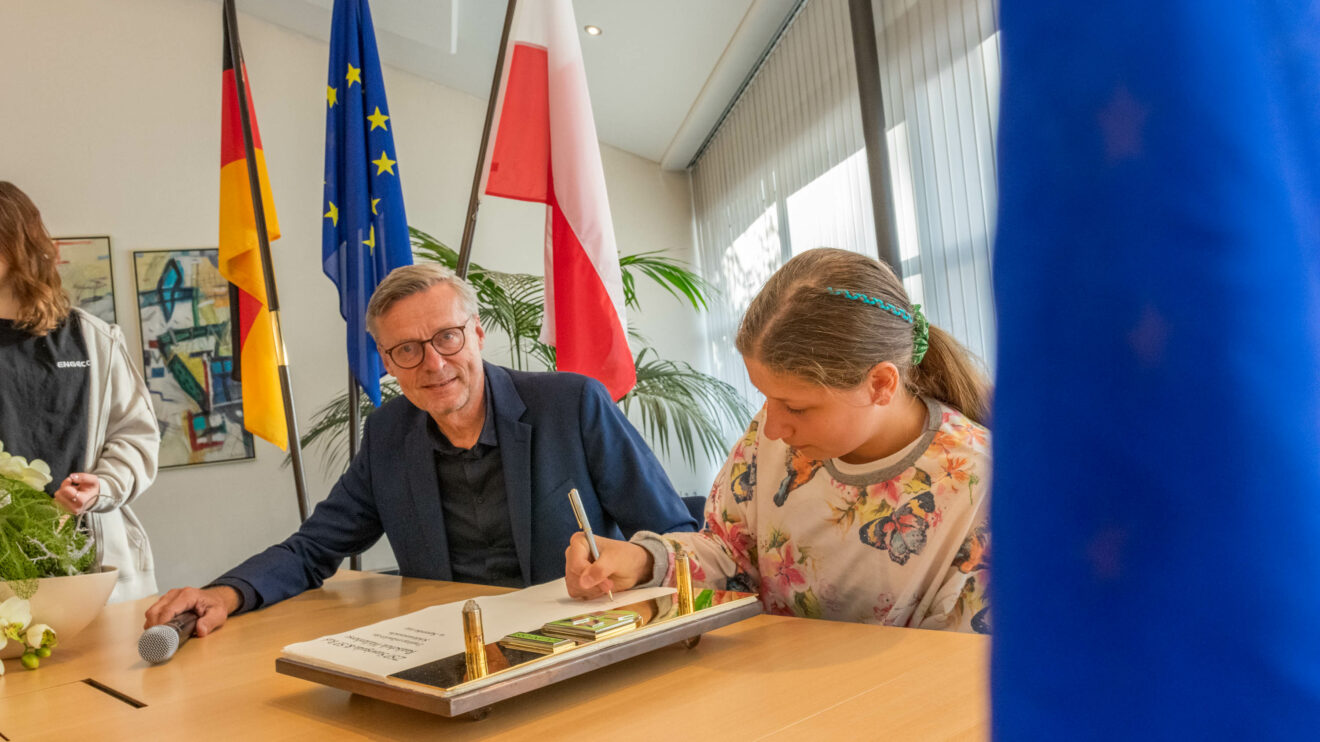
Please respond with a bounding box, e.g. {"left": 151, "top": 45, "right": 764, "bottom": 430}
{"left": 640, "top": 397, "right": 991, "bottom": 633}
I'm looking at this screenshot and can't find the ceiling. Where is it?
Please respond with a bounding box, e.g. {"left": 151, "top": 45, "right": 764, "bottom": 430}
{"left": 230, "top": 0, "right": 799, "bottom": 168}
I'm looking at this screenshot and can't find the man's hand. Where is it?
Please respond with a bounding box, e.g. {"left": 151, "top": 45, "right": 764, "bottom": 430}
{"left": 143, "top": 586, "right": 241, "bottom": 637}
{"left": 564, "top": 533, "right": 654, "bottom": 600}
{"left": 53, "top": 472, "right": 99, "bottom": 514}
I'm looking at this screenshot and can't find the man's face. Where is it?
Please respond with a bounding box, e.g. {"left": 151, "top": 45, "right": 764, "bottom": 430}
{"left": 376, "top": 284, "right": 486, "bottom": 423}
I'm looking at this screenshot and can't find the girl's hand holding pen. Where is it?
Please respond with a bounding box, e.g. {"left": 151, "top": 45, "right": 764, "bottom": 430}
{"left": 564, "top": 533, "right": 653, "bottom": 600}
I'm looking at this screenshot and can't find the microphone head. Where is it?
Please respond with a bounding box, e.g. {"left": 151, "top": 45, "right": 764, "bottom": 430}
{"left": 139, "top": 625, "right": 181, "bottom": 664}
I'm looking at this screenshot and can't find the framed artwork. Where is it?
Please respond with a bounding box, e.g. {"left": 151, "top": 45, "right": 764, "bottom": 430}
{"left": 133, "top": 248, "right": 254, "bottom": 468}
{"left": 54, "top": 235, "right": 117, "bottom": 324}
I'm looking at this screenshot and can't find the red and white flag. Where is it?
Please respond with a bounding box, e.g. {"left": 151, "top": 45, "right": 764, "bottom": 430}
{"left": 481, "top": 0, "right": 635, "bottom": 399}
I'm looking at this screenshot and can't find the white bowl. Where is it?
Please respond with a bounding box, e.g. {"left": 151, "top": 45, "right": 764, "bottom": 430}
{"left": 0, "top": 566, "right": 118, "bottom": 658}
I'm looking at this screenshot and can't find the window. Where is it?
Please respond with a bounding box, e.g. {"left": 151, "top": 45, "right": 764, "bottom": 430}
{"left": 690, "top": 0, "right": 1001, "bottom": 406}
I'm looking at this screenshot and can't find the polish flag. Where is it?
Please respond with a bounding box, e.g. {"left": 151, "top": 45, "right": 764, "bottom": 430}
{"left": 481, "top": 0, "right": 635, "bottom": 399}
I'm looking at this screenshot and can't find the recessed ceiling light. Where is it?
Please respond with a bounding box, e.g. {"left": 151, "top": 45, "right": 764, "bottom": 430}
{"left": 584, "top": 25, "right": 602, "bottom": 36}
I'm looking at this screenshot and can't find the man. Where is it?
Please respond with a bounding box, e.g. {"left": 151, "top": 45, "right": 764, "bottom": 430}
{"left": 145, "top": 264, "right": 697, "bottom": 636}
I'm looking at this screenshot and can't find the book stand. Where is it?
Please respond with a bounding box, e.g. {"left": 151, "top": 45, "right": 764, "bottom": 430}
{"left": 276, "top": 588, "right": 761, "bottom": 719}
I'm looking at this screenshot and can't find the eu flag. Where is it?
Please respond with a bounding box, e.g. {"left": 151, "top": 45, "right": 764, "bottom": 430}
{"left": 322, "top": 0, "right": 411, "bottom": 406}
{"left": 993, "top": 1, "right": 1320, "bottom": 739}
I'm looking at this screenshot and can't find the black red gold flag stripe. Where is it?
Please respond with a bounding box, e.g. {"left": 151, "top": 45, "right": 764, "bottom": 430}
{"left": 219, "top": 12, "right": 286, "bottom": 450}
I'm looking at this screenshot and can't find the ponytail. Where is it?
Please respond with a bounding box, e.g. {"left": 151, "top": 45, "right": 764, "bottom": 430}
{"left": 908, "top": 325, "right": 991, "bottom": 426}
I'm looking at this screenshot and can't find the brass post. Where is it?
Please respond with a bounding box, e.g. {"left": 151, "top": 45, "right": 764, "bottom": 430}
{"left": 462, "top": 599, "right": 489, "bottom": 680}
{"left": 676, "top": 554, "right": 695, "bottom": 615}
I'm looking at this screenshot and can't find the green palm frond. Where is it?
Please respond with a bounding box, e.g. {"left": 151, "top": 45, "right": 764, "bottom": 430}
{"left": 296, "top": 228, "right": 747, "bottom": 474}
{"left": 627, "top": 326, "right": 651, "bottom": 348}
{"left": 408, "top": 227, "right": 459, "bottom": 267}
{"left": 618, "top": 250, "right": 714, "bottom": 311}
{"left": 528, "top": 337, "right": 557, "bottom": 370}
{"left": 619, "top": 348, "right": 752, "bottom": 468}
{"left": 481, "top": 271, "right": 546, "bottom": 369}
{"left": 297, "top": 382, "right": 402, "bottom": 472}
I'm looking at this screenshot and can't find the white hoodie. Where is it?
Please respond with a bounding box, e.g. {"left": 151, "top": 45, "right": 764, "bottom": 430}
{"left": 75, "top": 308, "right": 159, "bottom": 603}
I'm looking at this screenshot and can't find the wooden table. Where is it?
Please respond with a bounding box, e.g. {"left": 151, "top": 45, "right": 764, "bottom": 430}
{"left": 0, "top": 571, "right": 989, "bottom": 741}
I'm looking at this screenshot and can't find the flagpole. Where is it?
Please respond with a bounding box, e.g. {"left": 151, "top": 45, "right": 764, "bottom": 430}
{"left": 223, "top": 0, "right": 312, "bottom": 523}
{"left": 455, "top": 0, "right": 518, "bottom": 279}
{"left": 347, "top": 371, "right": 361, "bottom": 570}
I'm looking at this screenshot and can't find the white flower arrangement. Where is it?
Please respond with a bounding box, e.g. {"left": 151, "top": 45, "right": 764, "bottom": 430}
{"left": 0, "top": 441, "right": 54, "bottom": 491}
{"left": 0, "top": 595, "right": 57, "bottom": 672}
{"left": 0, "top": 441, "right": 69, "bottom": 672}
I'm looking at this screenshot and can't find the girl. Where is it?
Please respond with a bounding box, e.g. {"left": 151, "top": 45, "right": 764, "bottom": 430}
{"left": 0, "top": 182, "right": 160, "bottom": 603}
{"left": 566, "top": 248, "right": 991, "bottom": 632}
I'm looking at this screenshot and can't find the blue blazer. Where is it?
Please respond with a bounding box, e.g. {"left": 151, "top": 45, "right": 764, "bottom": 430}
{"left": 217, "top": 363, "right": 698, "bottom": 610}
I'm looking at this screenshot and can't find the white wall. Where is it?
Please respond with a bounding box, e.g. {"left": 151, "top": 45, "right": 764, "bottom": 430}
{"left": 0, "top": 0, "right": 716, "bottom": 592}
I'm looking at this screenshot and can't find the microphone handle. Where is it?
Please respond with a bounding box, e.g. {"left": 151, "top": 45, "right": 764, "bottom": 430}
{"left": 169, "top": 610, "right": 200, "bottom": 642}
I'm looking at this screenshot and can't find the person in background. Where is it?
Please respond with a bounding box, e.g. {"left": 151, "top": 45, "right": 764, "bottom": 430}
{"left": 144, "top": 263, "right": 697, "bottom": 637}
{"left": 0, "top": 182, "right": 160, "bottom": 603}
{"left": 567, "top": 247, "right": 992, "bottom": 633}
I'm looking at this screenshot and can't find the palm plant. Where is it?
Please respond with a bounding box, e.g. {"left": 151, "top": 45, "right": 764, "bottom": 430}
{"left": 296, "top": 227, "right": 752, "bottom": 474}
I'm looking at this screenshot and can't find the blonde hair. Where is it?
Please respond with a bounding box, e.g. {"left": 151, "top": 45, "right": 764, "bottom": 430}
{"left": 365, "top": 263, "right": 479, "bottom": 337}
{"left": 736, "top": 248, "right": 990, "bottom": 425}
{"left": 0, "top": 182, "right": 71, "bottom": 335}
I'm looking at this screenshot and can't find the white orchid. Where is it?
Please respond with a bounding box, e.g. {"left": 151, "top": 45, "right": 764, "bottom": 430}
{"left": 0, "top": 595, "right": 32, "bottom": 643}
{"left": 0, "top": 604, "right": 60, "bottom": 671}
{"left": 0, "top": 441, "right": 53, "bottom": 489}
{"left": 26, "top": 623, "right": 56, "bottom": 650}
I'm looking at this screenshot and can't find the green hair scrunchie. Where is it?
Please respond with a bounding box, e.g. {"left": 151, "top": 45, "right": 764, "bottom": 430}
{"left": 911, "top": 304, "right": 930, "bottom": 365}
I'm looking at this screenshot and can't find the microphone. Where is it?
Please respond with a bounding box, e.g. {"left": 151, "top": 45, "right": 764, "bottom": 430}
{"left": 138, "top": 610, "right": 199, "bottom": 664}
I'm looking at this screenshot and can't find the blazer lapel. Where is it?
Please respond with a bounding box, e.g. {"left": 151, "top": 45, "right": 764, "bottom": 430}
{"left": 487, "top": 364, "right": 534, "bottom": 586}
{"left": 404, "top": 414, "right": 452, "bottom": 581}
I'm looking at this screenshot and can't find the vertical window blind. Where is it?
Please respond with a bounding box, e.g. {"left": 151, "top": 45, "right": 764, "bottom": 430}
{"left": 690, "top": 0, "right": 872, "bottom": 402}
{"left": 689, "top": 0, "right": 1001, "bottom": 406}
{"left": 873, "top": 0, "right": 1000, "bottom": 372}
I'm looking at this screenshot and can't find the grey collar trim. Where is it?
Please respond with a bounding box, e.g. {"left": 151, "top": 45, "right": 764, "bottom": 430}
{"left": 821, "top": 396, "right": 941, "bottom": 486}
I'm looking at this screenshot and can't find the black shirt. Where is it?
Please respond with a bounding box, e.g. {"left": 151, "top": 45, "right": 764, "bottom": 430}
{"left": 0, "top": 313, "right": 91, "bottom": 493}
{"left": 428, "top": 379, "right": 522, "bottom": 587}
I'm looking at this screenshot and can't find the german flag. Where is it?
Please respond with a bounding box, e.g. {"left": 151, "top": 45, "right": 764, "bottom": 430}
{"left": 219, "top": 16, "right": 286, "bottom": 450}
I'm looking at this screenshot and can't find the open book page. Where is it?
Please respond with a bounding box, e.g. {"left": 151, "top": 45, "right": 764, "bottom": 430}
{"left": 280, "top": 579, "right": 677, "bottom": 681}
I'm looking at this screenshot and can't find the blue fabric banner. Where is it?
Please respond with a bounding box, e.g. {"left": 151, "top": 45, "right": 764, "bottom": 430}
{"left": 992, "top": 2, "right": 1320, "bottom": 738}
{"left": 322, "top": 0, "right": 412, "bottom": 406}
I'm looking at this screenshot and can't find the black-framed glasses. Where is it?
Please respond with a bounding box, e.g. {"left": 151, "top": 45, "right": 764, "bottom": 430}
{"left": 381, "top": 316, "right": 472, "bottom": 369}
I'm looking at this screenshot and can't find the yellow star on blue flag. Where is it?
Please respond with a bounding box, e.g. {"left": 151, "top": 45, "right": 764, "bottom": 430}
{"left": 321, "top": 0, "right": 412, "bottom": 406}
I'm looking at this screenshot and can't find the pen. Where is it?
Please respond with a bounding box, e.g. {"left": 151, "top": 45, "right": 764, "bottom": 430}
{"left": 567, "top": 488, "right": 614, "bottom": 601}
